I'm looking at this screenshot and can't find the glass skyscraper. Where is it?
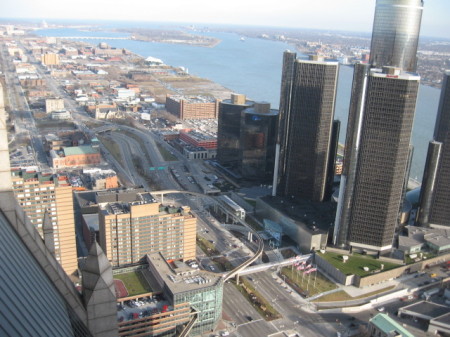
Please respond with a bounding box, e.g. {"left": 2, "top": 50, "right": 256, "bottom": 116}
{"left": 334, "top": 0, "right": 423, "bottom": 251}
{"left": 418, "top": 71, "right": 450, "bottom": 228}
{"left": 280, "top": 56, "right": 339, "bottom": 202}
{"left": 369, "top": 0, "right": 424, "bottom": 72}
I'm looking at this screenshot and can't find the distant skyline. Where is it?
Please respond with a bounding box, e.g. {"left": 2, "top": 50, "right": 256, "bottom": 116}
{"left": 2, "top": 0, "right": 450, "bottom": 39}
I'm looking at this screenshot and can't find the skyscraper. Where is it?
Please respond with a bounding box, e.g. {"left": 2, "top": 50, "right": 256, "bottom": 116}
{"left": 418, "top": 71, "right": 450, "bottom": 228}
{"left": 334, "top": 0, "right": 423, "bottom": 251}
{"left": 280, "top": 56, "right": 339, "bottom": 202}
{"left": 11, "top": 169, "right": 78, "bottom": 276}
{"left": 369, "top": 0, "right": 424, "bottom": 72}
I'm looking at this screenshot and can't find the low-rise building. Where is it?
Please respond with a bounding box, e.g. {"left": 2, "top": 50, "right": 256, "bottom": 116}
{"left": 166, "top": 95, "right": 219, "bottom": 120}
{"left": 51, "top": 145, "right": 101, "bottom": 169}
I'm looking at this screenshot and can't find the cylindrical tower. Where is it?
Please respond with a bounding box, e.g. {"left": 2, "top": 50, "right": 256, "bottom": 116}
{"left": 417, "top": 141, "right": 442, "bottom": 226}
{"left": 369, "top": 0, "right": 424, "bottom": 72}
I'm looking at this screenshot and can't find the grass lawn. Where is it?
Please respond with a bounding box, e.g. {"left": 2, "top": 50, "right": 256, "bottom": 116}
{"left": 317, "top": 251, "right": 401, "bottom": 276}
{"left": 156, "top": 143, "right": 178, "bottom": 161}
{"left": 114, "top": 271, "right": 152, "bottom": 297}
{"left": 280, "top": 266, "right": 338, "bottom": 297}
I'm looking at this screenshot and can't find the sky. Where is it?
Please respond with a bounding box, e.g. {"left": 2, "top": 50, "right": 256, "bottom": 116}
{"left": 2, "top": 0, "right": 450, "bottom": 38}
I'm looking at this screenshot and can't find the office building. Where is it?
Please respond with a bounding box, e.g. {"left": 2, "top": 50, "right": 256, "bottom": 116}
{"left": 369, "top": 0, "right": 424, "bottom": 72}
{"left": 272, "top": 50, "right": 297, "bottom": 196}
{"left": 280, "top": 56, "right": 339, "bottom": 202}
{"left": 334, "top": 0, "right": 423, "bottom": 252}
{"left": 217, "top": 94, "right": 254, "bottom": 169}
{"left": 240, "top": 102, "right": 278, "bottom": 181}
{"left": 11, "top": 169, "right": 78, "bottom": 276}
{"left": 146, "top": 253, "right": 223, "bottom": 336}
{"left": 336, "top": 67, "right": 420, "bottom": 251}
{"left": 166, "top": 95, "right": 219, "bottom": 120}
{"left": 418, "top": 71, "right": 450, "bottom": 228}
{"left": 99, "top": 192, "right": 196, "bottom": 267}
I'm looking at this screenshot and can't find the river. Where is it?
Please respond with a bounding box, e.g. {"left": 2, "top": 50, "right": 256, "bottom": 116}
{"left": 35, "top": 27, "right": 442, "bottom": 181}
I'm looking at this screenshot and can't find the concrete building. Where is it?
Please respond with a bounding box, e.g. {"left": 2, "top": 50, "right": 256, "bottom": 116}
{"left": 41, "top": 52, "right": 60, "bottom": 66}
{"left": 279, "top": 55, "right": 339, "bottom": 202}
{"left": 99, "top": 192, "right": 197, "bottom": 267}
{"left": 255, "top": 196, "right": 331, "bottom": 252}
{"left": 166, "top": 95, "right": 219, "bottom": 120}
{"left": 418, "top": 71, "right": 450, "bottom": 228}
{"left": 217, "top": 94, "right": 254, "bottom": 169}
{"left": 51, "top": 110, "right": 71, "bottom": 120}
{"left": 45, "top": 97, "right": 65, "bottom": 113}
{"left": 146, "top": 253, "right": 223, "bottom": 336}
{"left": 11, "top": 169, "right": 78, "bottom": 276}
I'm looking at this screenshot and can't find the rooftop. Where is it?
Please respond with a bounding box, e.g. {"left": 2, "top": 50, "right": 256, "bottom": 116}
{"left": 370, "top": 313, "right": 415, "bottom": 337}
{"left": 146, "top": 253, "right": 222, "bottom": 294}
{"left": 168, "top": 95, "right": 216, "bottom": 104}
{"left": 63, "top": 145, "right": 99, "bottom": 156}
{"left": 260, "top": 195, "right": 335, "bottom": 234}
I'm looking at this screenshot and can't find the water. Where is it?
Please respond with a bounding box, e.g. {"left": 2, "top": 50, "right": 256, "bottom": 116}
{"left": 36, "top": 27, "right": 442, "bottom": 181}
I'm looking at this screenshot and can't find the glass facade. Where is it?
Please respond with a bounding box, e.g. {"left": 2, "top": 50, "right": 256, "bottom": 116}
{"left": 347, "top": 71, "right": 420, "bottom": 249}
{"left": 240, "top": 104, "right": 278, "bottom": 181}
{"left": 276, "top": 50, "right": 297, "bottom": 189}
{"left": 217, "top": 97, "right": 253, "bottom": 169}
{"left": 0, "top": 211, "right": 92, "bottom": 337}
{"left": 369, "top": 0, "right": 424, "bottom": 72}
{"left": 282, "top": 58, "right": 339, "bottom": 202}
{"left": 173, "top": 285, "right": 223, "bottom": 336}
{"left": 427, "top": 72, "right": 450, "bottom": 226}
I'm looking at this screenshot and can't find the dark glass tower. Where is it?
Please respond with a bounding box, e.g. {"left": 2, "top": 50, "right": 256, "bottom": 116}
{"left": 272, "top": 51, "right": 297, "bottom": 196}
{"left": 418, "top": 71, "right": 450, "bottom": 227}
{"left": 281, "top": 56, "right": 339, "bottom": 202}
{"left": 217, "top": 94, "right": 253, "bottom": 170}
{"left": 369, "top": 0, "right": 424, "bottom": 72}
{"left": 346, "top": 68, "right": 420, "bottom": 250}
{"left": 240, "top": 102, "right": 278, "bottom": 181}
{"left": 334, "top": 0, "right": 423, "bottom": 251}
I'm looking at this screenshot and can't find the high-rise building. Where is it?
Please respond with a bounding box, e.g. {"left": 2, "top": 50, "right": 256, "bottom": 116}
{"left": 272, "top": 51, "right": 297, "bottom": 196}
{"left": 99, "top": 192, "right": 196, "bottom": 267}
{"left": 369, "top": 0, "right": 424, "bottom": 72}
{"left": 280, "top": 56, "right": 339, "bottom": 202}
{"left": 334, "top": 0, "right": 423, "bottom": 251}
{"left": 344, "top": 67, "right": 419, "bottom": 251}
{"left": 240, "top": 102, "right": 278, "bottom": 181}
{"left": 11, "top": 169, "right": 78, "bottom": 276}
{"left": 217, "top": 94, "right": 254, "bottom": 170}
{"left": 0, "top": 81, "right": 112, "bottom": 337}
{"left": 418, "top": 71, "right": 450, "bottom": 228}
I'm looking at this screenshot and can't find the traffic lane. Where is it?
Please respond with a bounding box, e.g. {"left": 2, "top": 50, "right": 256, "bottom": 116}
{"left": 250, "top": 272, "right": 339, "bottom": 336}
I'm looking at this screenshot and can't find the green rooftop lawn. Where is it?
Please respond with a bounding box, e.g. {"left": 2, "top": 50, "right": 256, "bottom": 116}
{"left": 114, "top": 271, "right": 152, "bottom": 296}
{"left": 317, "top": 251, "right": 401, "bottom": 277}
